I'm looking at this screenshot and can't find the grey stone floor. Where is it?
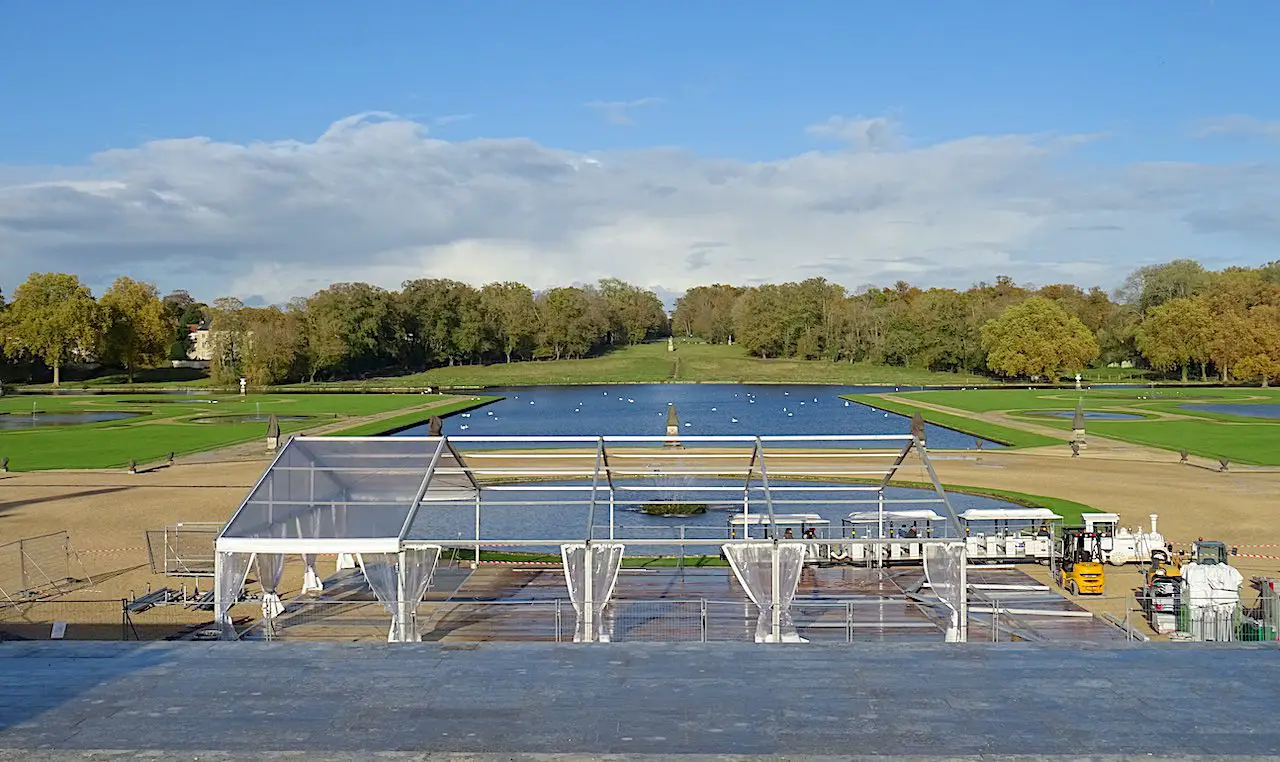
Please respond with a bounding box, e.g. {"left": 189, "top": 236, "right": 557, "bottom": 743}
{"left": 1, "top": 641, "right": 1278, "bottom": 760}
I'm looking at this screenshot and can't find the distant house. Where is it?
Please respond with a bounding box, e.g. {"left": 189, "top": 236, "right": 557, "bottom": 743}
{"left": 188, "top": 323, "right": 215, "bottom": 362}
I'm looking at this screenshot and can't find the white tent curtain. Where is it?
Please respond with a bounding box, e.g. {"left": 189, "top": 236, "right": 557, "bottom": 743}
{"left": 722, "top": 543, "right": 807, "bottom": 643}
{"left": 214, "top": 551, "right": 254, "bottom": 639}
{"left": 924, "top": 542, "right": 966, "bottom": 642}
{"left": 561, "top": 543, "right": 625, "bottom": 642}
{"left": 301, "top": 512, "right": 324, "bottom": 594}
{"left": 401, "top": 546, "right": 442, "bottom": 642}
{"left": 358, "top": 553, "right": 400, "bottom": 642}
{"left": 255, "top": 552, "right": 286, "bottom": 621}
{"left": 301, "top": 555, "right": 324, "bottom": 594}
{"left": 357, "top": 548, "right": 443, "bottom": 643}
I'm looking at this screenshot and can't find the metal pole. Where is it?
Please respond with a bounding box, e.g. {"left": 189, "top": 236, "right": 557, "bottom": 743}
{"left": 959, "top": 544, "right": 969, "bottom": 643}
{"left": 583, "top": 544, "right": 594, "bottom": 643}
{"left": 678, "top": 526, "right": 685, "bottom": 572}
{"left": 609, "top": 491, "right": 615, "bottom": 540}
{"left": 700, "top": 598, "right": 707, "bottom": 643}
{"left": 877, "top": 492, "right": 885, "bottom": 569}
{"left": 396, "top": 550, "right": 408, "bottom": 642}
{"left": 771, "top": 541, "right": 781, "bottom": 643}
{"left": 473, "top": 493, "right": 481, "bottom": 569}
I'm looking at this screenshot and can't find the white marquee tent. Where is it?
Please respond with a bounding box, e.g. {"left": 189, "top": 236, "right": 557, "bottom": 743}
{"left": 215, "top": 433, "right": 969, "bottom": 642}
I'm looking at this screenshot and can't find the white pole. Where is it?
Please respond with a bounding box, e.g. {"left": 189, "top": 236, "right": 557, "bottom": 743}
{"left": 771, "top": 541, "right": 781, "bottom": 643}
{"left": 396, "top": 550, "right": 408, "bottom": 642}
{"left": 609, "top": 491, "right": 615, "bottom": 540}
{"left": 959, "top": 544, "right": 969, "bottom": 643}
{"left": 583, "top": 544, "right": 594, "bottom": 643}
{"left": 473, "top": 494, "right": 481, "bottom": 570}
{"left": 877, "top": 492, "right": 885, "bottom": 569}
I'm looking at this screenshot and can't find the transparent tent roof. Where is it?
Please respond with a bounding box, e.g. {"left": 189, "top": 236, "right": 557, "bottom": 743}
{"left": 216, "top": 434, "right": 959, "bottom": 554}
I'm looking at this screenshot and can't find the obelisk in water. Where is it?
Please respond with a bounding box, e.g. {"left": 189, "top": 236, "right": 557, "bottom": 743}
{"left": 665, "top": 404, "right": 680, "bottom": 447}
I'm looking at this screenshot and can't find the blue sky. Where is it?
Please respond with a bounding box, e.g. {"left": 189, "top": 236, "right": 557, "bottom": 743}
{"left": 1, "top": 1, "right": 1278, "bottom": 302}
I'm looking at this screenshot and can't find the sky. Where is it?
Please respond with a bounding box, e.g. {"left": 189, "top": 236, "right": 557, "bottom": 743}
{"left": 1, "top": 1, "right": 1278, "bottom": 306}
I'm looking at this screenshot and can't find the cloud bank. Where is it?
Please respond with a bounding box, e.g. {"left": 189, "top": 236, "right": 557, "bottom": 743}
{"left": 1, "top": 112, "right": 1277, "bottom": 304}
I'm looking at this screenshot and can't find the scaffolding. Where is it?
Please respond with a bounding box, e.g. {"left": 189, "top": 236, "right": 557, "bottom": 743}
{"left": 215, "top": 434, "right": 969, "bottom": 643}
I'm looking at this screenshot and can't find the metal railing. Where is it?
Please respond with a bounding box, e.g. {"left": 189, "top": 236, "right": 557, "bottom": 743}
{"left": 0, "top": 597, "right": 219, "bottom": 641}
{"left": 0, "top": 531, "right": 89, "bottom": 602}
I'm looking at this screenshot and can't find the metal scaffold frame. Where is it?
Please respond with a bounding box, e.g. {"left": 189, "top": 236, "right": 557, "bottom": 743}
{"left": 214, "top": 433, "right": 969, "bottom": 642}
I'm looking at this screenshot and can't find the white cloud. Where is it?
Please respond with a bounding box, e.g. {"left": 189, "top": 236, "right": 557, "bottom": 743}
{"left": 1191, "top": 114, "right": 1280, "bottom": 140}
{"left": 585, "top": 97, "right": 664, "bottom": 126}
{"left": 806, "top": 115, "right": 902, "bottom": 151}
{"left": 0, "top": 112, "right": 1277, "bottom": 304}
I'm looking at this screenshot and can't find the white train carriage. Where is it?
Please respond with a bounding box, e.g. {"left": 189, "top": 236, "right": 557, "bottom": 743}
{"left": 728, "top": 513, "right": 832, "bottom": 562}
{"left": 960, "top": 507, "right": 1062, "bottom": 562}
{"left": 835, "top": 509, "right": 948, "bottom": 564}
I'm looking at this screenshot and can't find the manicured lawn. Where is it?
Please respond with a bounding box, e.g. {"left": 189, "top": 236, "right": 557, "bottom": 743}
{"left": 903, "top": 387, "right": 1277, "bottom": 414}
{"left": 326, "top": 396, "right": 498, "bottom": 436}
{"left": 842, "top": 395, "right": 1061, "bottom": 448}
{"left": 885, "top": 387, "right": 1280, "bottom": 466}
{"left": 0, "top": 393, "right": 493, "bottom": 471}
{"left": 47, "top": 342, "right": 996, "bottom": 391}
{"left": 1084, "top": 420, "right": 1280, "bottom": 466}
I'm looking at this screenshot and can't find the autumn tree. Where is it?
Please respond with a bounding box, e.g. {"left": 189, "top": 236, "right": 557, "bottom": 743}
{"left": 980, "top": 297, "right": 1099, "bottom": 380}
{"left": 208, "top": 297, "right": 249, "bottom": 385}
{"left": 0, "top": 273, "right": 101, "bottom": 387}
{"left": 1233, "top": 305, "right": 1280, "bottom": 387}
{"left": 1134, "top": 297, "right": 1213, "bottom": 381}
{"left": 99, "top": 277, "right": 173, "bottom": 382}
{"left": 240, "top": 307, "right": 301, "bottom": 385}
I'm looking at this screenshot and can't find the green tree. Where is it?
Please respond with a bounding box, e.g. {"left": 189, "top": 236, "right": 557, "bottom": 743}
{"left": 480, "top": 282, "right": 538, "bottom": 363}
{"left": 537, "top": 287, "right": 605, "bottom": 360}
{"left": 100, "top": 276, "right": 173, "bottom": 382}
{"left": 1120, "top": 259, "right": 1210, "bottom": 314}
{"left": 980, "top": 297, "right": 1100, "bottom": 380}
{"left": 1134, "top": 297, "right": 1213, "bottom": 381}
{"left": 0, "top": 273, "right": 101, "bottom": 387}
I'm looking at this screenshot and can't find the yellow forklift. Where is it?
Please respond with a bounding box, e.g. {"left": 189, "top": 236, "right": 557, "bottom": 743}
{"left": 1058, "top": 529, "right": 1106, "bottom": 595}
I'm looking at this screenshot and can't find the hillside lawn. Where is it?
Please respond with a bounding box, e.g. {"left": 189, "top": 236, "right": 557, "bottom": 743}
{"left": 0, "top": 393, "right": 494, "bottom": 471}
{"left": 881, "top": 387, "right": 1280, "bottom": 466}
{"left": 29, "top": 342, "right": 995, "bottom": 391}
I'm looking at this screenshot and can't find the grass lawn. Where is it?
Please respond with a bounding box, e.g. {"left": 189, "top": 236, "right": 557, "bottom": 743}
{"left": 46, "top": 342, "right": 996, "bottom": 391}
{"left": 842, "top": 395, "right": 1060, "bottom": 448}
{"left": 0, "top": 393, "right": 494, "bottom": 471}
{"left": 885, "top": 387, "right": 1280, "bottom": 465}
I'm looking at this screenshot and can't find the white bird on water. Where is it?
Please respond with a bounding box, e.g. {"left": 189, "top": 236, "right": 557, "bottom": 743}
{"left": 487, "top": 411, "right": 494, "bottom": 415}
{"left": 710, "top": 407, "right": 717, "bottom": 412}
{"left": 461, "top": 413, "right": 470, "bottom": 418}
{"left": 627, "top": 399, "right": 635, "bottom": 404}
{"left": 684, "top": 422, "right": 692, "bottom": 427}
{"left": 787, "top": 412, "right": 794, "bottom": 417}
{"left": 844, "top": 401, "right": 850, "bottom": 407}
{"left": 730, "top": 417, "right": 738, "bottom": 423}
{"left": 459, "top": 425, "right": 469, "bottom": 431}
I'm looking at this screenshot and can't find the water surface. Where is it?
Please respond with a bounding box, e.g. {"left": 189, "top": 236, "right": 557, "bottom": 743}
{"left": 0, "top": 411, "right": 137, "bottom": 429}
{"left": 1181, "top": 403, "right": 1280, "bottom": 420}
{"left": 396, "top": 384, "right": 1000, "bottom": 448}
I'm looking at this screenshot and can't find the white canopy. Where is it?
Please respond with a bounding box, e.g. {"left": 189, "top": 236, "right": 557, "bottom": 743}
{"left": 847, "top": 509, "right": 946, "bottom": 523}
{"left": 958, "top": 508, "right": 1063, "bottom": 522}
{"left": 729, "top": 513, "right": 828, "bottom": 526}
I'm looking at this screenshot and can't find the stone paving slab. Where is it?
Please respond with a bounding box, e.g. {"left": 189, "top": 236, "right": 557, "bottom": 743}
{"left": 0, "top": 642, "right": 1278, "bottom": 760}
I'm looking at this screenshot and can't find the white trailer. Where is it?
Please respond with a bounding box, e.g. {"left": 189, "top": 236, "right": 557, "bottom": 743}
{"left": 959, "top": 508, "right": 1062, "bottom": 563}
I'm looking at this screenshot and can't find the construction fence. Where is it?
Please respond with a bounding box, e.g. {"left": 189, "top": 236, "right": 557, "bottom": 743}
{"left": 0, "top": 531, "right": 88, "bottom": 602}
{"left": 145, "top": 523, "right": 219, "bottom": 577}
{"left": 0, "top": 597, "right": 221, "bottom": 642}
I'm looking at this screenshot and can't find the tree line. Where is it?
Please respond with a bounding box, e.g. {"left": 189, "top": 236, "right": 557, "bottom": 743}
{"left": 0, "top": 259, "right": 1277, "bottom": 386}
{"left": 672, "top": 259, "right": 1280, "bottom": 384}
{"left": 0, "top": 275, "right": 668, "bottom": 386}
